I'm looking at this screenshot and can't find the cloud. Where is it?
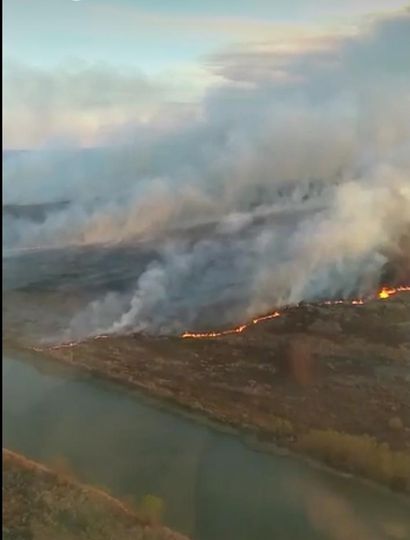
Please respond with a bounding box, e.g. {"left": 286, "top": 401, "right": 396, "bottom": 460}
{"left": 92, "top": 1, "right": 409, "bottom": 44}
{"left": 207, "top": 10, "right": 410, "bottom": 86}
{"left": 93, "top": 3, "right": 330, "bottom": 42}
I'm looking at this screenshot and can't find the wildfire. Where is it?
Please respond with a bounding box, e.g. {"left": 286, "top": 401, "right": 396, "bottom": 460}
{"left": 33, "top": 333, "right": 110, "bottom": 352}
{"left": 379, "top": 288, "right": 392, "bottom": 299}
{"left": 35, "top": 285, "right": 410, "bottom": 350}
{"left": 378, "top": 285, "right": 410, "bottom": 300}
{"left": 181, "top": 312, "right": 280, "bottom": 339}
{"left": 181, "top": 286, "right": 410, "bottom": 339}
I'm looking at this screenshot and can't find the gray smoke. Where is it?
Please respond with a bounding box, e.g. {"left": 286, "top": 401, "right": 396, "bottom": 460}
{"left": 3, "top": 11, "right": 410, "bottom": 338}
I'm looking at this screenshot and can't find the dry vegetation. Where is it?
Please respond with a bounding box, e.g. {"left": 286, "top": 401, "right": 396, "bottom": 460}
{"left": 3, "top": 449, "right": 188, "bottom": 540}
{"left": 298, "top": 430, "right": 410, "bottom": 491}
{"left": 6, "top": 291, "right": 410, "bottom": 494}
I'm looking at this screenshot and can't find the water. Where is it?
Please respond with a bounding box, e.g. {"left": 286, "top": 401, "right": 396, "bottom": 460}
{"left": 3, "top": 354, "right": 410, "bottom": 540}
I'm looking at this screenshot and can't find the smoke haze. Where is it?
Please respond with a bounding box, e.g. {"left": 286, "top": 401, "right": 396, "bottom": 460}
{"left": 3, "top": 11, "right": 410, "bottom": 338}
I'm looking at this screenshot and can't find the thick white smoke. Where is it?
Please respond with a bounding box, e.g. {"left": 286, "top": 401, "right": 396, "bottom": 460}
{"left": 3, "top": 11, "right": 410, "bottom": 337}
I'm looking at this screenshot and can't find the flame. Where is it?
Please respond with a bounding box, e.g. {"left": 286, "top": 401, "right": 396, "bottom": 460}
{"left": 33, "top": 333, "right": 110, "bottom": 352}
{"left": 35, "top": 286, "right": 410, "bottom": 349}
{"left": 378, "top": 286, "right": 410, "bottom": 299}
{"left": 378, "top": 288, "right": 391, "bottom": 299}
{"left": 181, "top": 286, "right": 410, "bottom": 339}
{"left": 181, "top": 312, "right": 280, "bottom": 339}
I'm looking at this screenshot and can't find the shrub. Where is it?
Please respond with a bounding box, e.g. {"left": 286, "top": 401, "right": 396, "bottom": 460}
{"left": 298, "top": 429, "right": 410, "bottom": 490}
{"left": 137, "top": 494, "right": 164, "bottom": 525}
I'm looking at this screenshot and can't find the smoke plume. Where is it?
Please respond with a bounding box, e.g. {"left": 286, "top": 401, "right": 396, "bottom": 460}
{"left": 3, "top": 11, "right": 410, "bottom": 338}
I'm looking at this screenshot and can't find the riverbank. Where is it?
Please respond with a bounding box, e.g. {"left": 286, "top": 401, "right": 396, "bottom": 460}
{"left": 3, "top": 448, "right": 189, "bottom": 540}
{"left": 28, "top": 291, "right": 410, "bottom": 494}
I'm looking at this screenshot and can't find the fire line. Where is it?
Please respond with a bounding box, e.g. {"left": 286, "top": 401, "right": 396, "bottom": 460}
{"left": 181, "top": 286, "right": 410, "bottom": 339}
{"left": 34, "top": 285, "right": 410, "bottom": 350}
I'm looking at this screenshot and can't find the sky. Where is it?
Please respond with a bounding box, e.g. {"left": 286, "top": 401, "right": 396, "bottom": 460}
{"left": 3, "top": 0, "right": 410, "bottom": 148}
{"left": 5, "top": 0, "right": 409, "bottom": 71}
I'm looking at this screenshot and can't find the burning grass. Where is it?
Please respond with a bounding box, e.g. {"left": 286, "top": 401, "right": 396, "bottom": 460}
{"left": 181, "top": 286, "right": 410, "bottom": 341}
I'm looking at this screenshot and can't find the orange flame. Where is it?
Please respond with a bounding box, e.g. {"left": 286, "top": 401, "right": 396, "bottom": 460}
{"left": 181, "top": 286, "right": 410, "bottom": 339}
{"left": 181, "top": 312, "right": 280, "bottom": 339}
{"left": 36, "top": 286, "right": 410, "bottom": 349}
{"left": 378, "top": 285, "right": 410, "bottom": 299}
{"left": 379, "top": 288, "right": 391, "bottom": 299}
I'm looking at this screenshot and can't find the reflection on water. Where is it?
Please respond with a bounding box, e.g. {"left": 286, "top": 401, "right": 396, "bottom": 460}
{"left": 3, "top": 355, "right": 410, "bottom": 540}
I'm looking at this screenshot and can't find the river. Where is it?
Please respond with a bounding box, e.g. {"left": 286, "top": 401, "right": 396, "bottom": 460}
{"left": 3, "top": 353, "right": 410, "bottom": 540}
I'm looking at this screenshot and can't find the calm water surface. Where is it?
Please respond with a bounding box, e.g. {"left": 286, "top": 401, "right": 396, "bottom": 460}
{"left": 3, "top": 354, "right": 410, "bottom": 540}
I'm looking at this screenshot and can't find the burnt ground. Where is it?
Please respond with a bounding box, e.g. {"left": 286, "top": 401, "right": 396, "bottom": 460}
{"left": 3, "top": 449, "right": 189, "bottom": 540}
{"left": 14, "top": 291, "right": 408, "bottom": 492}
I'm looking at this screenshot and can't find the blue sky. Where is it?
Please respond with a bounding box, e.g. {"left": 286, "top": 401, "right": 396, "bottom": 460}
{"left": 5, "top": 0, "right": 408, "bottom": 72}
